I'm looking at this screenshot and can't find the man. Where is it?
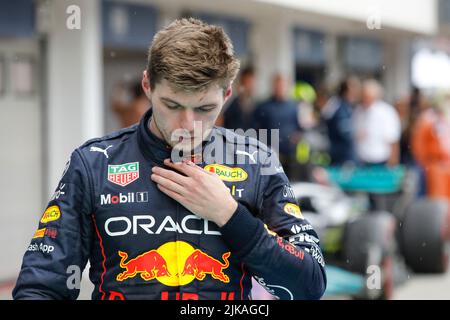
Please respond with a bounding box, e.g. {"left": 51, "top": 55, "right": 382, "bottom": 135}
{"left": 13, "top": 18, "right": 326, "bottom": 300}
{"left": 353, "top": 79, "right": 401, "bottom": 166}
{"left": 222, "top": 66, "right": 257, "bottom": 130}
{"left": 411, "top": 95, "right": 450, "bottom": 200}
{"left": 322, "top": 76, "right": 361, "bottom": 165}
{"left": 253, "top": 74, "right": 302, "bottom": 180}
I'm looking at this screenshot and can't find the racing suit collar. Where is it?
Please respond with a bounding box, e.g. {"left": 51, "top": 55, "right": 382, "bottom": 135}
{"left": 137, "top": 107, "right": 214, "bottom": 166}
{"left": 137, "top": 108, "right": 173, "bottom": 166}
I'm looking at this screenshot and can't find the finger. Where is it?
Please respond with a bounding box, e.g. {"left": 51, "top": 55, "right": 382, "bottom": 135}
{"left": 152, "top": 166, "right": 189, "bottom": 186}
{"left": 164, "top": 159, "right": 199, "bottom": 177}
{"left": 156, "top": 183, "right": 186, "bottom": 204}
{"left": 151, "top": 173, "right": 187, "bottom": 195}
{"left": 186, "top": 160, "right": 206, "bottom": 172}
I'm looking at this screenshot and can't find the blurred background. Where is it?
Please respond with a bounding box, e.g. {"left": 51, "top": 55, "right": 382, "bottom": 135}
{"left": 1, "top": 0, "right": 450, "bottom": 300}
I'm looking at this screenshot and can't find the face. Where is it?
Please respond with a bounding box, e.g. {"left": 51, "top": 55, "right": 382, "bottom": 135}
{"left": 240, "top": 74, "right": 255, "bottom": 94}
{"left": 273, "top": 75, "right": 287, "bottom": 100}
{"left": 347, "top": 80, "right": 361, "bottom": 104}
{"left": 142, "top": 72, "right": 232, "bottom": 151}
{"left": 361, "top": 86, "right": 377, "bottom": 108}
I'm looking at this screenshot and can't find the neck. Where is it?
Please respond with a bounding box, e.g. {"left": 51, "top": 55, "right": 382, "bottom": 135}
{"left": 148, "top": 116, "right": 165, "bottom": 142}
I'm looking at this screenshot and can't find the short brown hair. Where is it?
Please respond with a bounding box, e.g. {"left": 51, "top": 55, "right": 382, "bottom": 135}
{"left": 147, "top": 18, "right": 240, "bottom": 92}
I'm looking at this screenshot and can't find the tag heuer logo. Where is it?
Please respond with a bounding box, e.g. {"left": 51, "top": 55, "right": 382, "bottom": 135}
{"left": 108, "top": 162, "right": 140, "bottom": 187}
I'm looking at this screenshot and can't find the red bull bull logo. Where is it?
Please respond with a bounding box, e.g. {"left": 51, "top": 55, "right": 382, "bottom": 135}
{"left": 116, "top": 250, "right": 170, "bottom": 281}
{"left": 116, "top": 241, "right": 231, "bottom": 286}
{"left": 181, "top": 249, "right": 230, "bottom": 283}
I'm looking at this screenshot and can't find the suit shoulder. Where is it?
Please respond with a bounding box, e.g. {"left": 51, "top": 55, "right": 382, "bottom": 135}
{"left": 212, "top": 126, "right": 272, "bottom": 155}
{"left": 77, "top": 124, "right": 138, "bottom": 152}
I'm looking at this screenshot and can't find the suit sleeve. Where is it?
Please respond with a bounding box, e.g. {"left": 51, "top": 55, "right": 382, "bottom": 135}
{"left": 13, "top": 150, "right": 94, "bottom": 300}
{"left": 219, "top": 151, "right": 327, "bottom": 300}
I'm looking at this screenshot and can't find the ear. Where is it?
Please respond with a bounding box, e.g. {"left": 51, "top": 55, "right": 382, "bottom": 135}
{"left": 142, "top": 70, "right": 152, "bottom": 99}
{"left": 223, "top": 85, "right": 233, "bottom": 103}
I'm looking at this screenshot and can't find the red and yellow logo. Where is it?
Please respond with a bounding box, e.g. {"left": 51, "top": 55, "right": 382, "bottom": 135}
{"left": 116, "top": 241, "right": 230, "bottom": 286}
{"left": 40, "top": 206, "right": 61, "bottom": 223}
{"left": 284, "top": 203, "right": 303, "bottom": 219}
{"left": 33, "top": 228, "right": 46, "bottom": 239}
{"left": 204, "top": 164, "right": 248, "bottom": 182}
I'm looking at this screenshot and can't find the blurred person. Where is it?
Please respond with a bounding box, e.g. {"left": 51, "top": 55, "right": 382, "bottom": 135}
{"left": 290, "top": 84, "right": 331, "bottom": 181}
{"left": 397, "top": 89, "right": 432, "bottom": 166}
{"left": 353, "top": 79, "right": 401, "bottom": 166}
{"left": 321, "top": 76, "right": 361, "bottom": 165}
{"left": 311, "top": 85, "right": 332, "bottom": 151}
{"left": 253, "top": 74, "right": 302, "bottom": 179}
{"left": 221, "top": 66, "right": 257, "bottom": 130}
{"left": 404, "top": 89, "right": 433, "bottom": 196}
{"left": 314, "top": 84, "right": 331, "bottom": 113}
{"left": 13, "top": 18, "right": 326, "bottom": 300}
{"left": 395, "top": 96, "right": 412, "bottom": 165}
{"left": 396, "top": 94, "right": 426, "bottom": 196}
{"left": 410, "top": 87, "right": 421, "bottom": 111}
{"left": 411, "top": 94, "right": 450, "bottom": 200}
{"left": 112, "top": 80, "right": 151, "bottom": 128}
{"left": 410, "top": 87, "right": 430, "bottom": 115}
{"left": 294, "top": 81, "right": 317, "bottom": 130}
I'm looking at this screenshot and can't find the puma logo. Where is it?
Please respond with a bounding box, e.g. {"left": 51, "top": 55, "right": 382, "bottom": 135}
{"left": 90, "top": 145, "right": 113, "bottom": 159}
{"left": 236, "top": 150, "right": 258, "bottom": 164}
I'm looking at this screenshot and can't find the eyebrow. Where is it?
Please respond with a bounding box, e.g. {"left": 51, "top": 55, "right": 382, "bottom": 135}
{"left": 160, "top": 97, "right": 218, "bottom": 109}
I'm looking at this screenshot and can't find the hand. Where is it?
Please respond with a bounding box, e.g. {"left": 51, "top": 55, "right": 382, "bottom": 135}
{"left": 150, "top": 159, "right": 238, "bottom": 227}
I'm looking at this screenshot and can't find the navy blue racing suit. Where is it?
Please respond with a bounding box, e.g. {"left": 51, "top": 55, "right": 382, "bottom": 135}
{"left": 13, "top": 108, "right": 326, "bottom": 300}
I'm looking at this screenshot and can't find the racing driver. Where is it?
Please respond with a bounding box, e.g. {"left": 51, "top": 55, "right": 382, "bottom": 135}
{"left": 13, "top": 18, "right": 326, "bottom": 300}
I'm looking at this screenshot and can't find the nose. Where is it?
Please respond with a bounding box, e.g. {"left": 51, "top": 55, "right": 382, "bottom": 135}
{"left": 179, "top": 109, "right": 196, "bottom": 132}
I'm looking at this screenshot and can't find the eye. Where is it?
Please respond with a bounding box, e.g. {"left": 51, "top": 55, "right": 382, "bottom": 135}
{"left": 195, "top": 106, "right": 215, "bottom": 113}
{"left": 166, "top": 104, "right": 181, "bottom": 110}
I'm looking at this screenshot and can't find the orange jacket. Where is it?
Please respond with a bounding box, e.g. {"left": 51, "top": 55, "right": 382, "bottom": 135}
{"left": 411, "top": 110, "right": 450, "bottom": 167}
{"left": 411, "top": 109, "right": 450, "bottom": 199}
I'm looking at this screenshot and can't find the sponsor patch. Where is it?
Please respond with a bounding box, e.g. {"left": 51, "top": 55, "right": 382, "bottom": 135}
{"left": 108, "top": 162, "right": 139, "bottom": 187}
{"left": 283, "top": 203, "right": 303, "bottom": 219}
{"left": 204, "top": 164, "right": 248, "bottom": 182}
{"left": 100, "top": 192, "right": 148, "bottom": 205}
{"left": 277, "top": 237, "right": 304, "bottom": 260}
{"left": 45, "top": 227, "right": 58, "bottom": 239}
{"left": 27, "top": 242, "right": 55, "bottom": 254}
{"left": 40, "top": 205, "right": 61, "bottom": 223}
{"left": 33, "top": 228, "right": 46, "bottom": 239}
